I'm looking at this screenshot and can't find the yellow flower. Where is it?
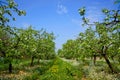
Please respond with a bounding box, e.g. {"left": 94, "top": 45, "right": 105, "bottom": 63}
{"left": 50, "top": 65, "right": 58, "bottom": 73}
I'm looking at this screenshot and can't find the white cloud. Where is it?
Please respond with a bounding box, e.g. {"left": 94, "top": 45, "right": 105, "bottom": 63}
{"left": 57, "top": 4, "right": 68, "bottom": 14}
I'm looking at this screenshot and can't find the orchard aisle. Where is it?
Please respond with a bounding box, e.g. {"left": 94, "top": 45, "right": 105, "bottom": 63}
{"left": 60, "top": 58, "right": 80, "bottom": 66}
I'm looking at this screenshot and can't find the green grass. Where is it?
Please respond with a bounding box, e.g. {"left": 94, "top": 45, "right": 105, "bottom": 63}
{"left": 39, "top": 57, "right": 82, "bottom": 80}
{"left": 1, "top": 57, "right": 120, "bottom": 80}
{"left": 0, "top": 57, "right": 82, "bottom": 80}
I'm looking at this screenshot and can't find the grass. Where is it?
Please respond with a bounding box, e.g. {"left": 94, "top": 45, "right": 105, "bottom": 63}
{"left": 0, "top": 57, "right": 120, "bottom": 80}
{"left": 77, "top": 59, "right": 120, "bottom": 80}
{"left": 0, "top": 57, "right": 83, "bottom": 80}
{"left": 0, "top": 58, "right": 54, "bottom": 80}
{"left": 40, "top": 57, "right": 82, "bottom": 80}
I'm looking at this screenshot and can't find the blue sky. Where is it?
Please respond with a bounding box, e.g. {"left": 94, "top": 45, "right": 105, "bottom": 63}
{"left": 12, "top": 0, "right": 118, "bottom": 50}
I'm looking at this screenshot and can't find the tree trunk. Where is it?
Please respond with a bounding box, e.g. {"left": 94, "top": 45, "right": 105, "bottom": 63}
{"left": 9, "top": 62, "right": 12, "bottom": 73}
{"left": 101, "top": 46, "right": 114, "bottom": 73}
{"left": 93, "top": 55, "right": 96, "bottom": 65}
{"left": 30, "top": 56, "right": 34, "bottom": 66}
{"left": 102, "top": 54, "right": 114, "bottom": 73}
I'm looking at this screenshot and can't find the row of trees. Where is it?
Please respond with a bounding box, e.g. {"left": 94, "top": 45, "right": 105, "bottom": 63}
{"left": 0, "top": 26, "right": 56, "bottom": 73}
{"left": 0, "top": 0, "right": 56, "bottom": 73}
{"left": 58, "top": 2, "right": 120, "bottom": 73}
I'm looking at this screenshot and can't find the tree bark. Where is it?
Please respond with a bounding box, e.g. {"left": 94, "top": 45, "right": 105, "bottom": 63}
{"left": 9, "top": 62, "right": 12, "bottom": 73}
{"left": 30, "top": 56, "right": 34, "bottom": 66}
{"left": 93, "top": 55, "right": 96, "bottom": 65}
{"left": 102, "top": 54, "right": 114, "bottom": 73}
{"left": 101, "top": 46, "right": 114, "bottom": 73}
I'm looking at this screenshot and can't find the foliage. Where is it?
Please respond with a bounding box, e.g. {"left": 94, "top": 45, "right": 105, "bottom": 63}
{"left": 0, "top": 0, "right": 26, "bottom": 73}
{"left": 59, "top": 1, "right": 120, "bottom": 73}
{"left": 58, "top": 39, "right": 81, "bottom": 59}
{"left": 0, "top": 0, "right": 26, "bottom": 27}
{"left": 78, "top": 7, "right": 120, "bottom": 73}
{"left": 0, "top": 0, "right": 56, "bottom": 73}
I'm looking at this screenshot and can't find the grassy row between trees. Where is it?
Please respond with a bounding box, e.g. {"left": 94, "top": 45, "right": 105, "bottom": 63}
{"left": 0, "top": 57, "right": 83, "bottom": 80}
{"left": 1, "top": 57, "right": 120, "bottom": 80}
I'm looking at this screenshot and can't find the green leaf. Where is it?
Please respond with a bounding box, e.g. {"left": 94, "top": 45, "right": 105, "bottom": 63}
{"left": 12, "top": 17, "right": 16, "bottom": 21}
{"left": 78, "top": 7, "right": 85, "bottom": 16}
{"left": 102, "top": 9, "right": 109, "bottom": 14}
